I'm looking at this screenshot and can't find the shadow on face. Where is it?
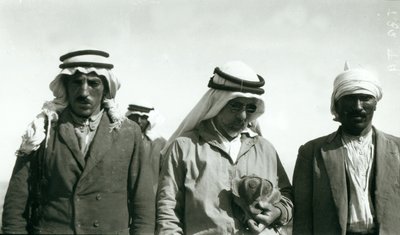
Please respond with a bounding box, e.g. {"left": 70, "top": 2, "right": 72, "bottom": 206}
{"left": 335, "top": 94, "right": 377, "bottom": 136}
{"left": 127, "top": 114, "right": 150, "bottom": 132}
{"left": 64, "top": 71, "right": 108, "bottom": 118}
{"left": 213, "top": 97, "right": 259, "bottom": 140}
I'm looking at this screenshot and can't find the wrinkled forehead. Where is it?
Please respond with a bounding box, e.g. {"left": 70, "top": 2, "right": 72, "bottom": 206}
{"left": 69, "top": 71, "right": 102, "bottom": 79}
{"left": 63, "top": 71, "right": 108, "bottom": 86}
{"left": 336, "top": 93, "right": 377, "bottom": 102}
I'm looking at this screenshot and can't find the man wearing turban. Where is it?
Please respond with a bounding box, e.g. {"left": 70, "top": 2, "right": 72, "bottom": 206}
{"left": 156, "top": 61, "right": 293, "bottom": 234}
{"left": 292, "top": 62, "right": 400, "bottom": 235}
{"left": 2, "top": 49, "right": 155, "bottom": 234}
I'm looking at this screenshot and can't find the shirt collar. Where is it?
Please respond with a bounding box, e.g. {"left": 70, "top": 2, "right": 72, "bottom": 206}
{"left": 70, "top": 109, "right": 104, "bottom": 131}
{"left": 341, "top": 128, "right": 373, "bottom": 144}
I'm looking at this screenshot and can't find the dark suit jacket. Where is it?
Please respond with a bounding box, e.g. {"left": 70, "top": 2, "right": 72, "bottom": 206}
{"left": 292, "top": 127, "right": 400, "bottom": 235}
{"left": 2, "top": 109, "right": 155, "bottom": 234}
{"left": 142, "top": 136, "right": 166, "bottom": 194}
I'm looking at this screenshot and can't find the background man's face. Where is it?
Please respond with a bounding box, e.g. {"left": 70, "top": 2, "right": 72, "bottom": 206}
{"left": 128, "top": 114, "right": 150, "bottom": 132}
{"left": 213, "top": 97, "right": 258, "bottom": 139}
{"left": 66, "top": 72, "right": 105, "bottom": 118}
{"left": 335, "top": 94, "right": 377, "bottom": 135}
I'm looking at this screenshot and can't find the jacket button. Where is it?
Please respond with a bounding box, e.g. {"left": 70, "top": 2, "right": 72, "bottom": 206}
{"left": 93, "top": 220, "right": 100, "bottom": 227}
{"left": 96, "top": 193, "right": 102, "bottom": 200}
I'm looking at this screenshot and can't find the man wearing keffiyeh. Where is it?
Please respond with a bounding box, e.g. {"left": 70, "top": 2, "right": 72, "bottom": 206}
{"left": 2, "top": 49, "right": 155, "bottom": 234}
{"left": 293, "top": 62, "right": 400, "bottom": 235}
{"left": 126, "top": 103, "right": 166, "bottom": 194}
{"left": 156, "top": 61, "right": 293, "bottom": 235}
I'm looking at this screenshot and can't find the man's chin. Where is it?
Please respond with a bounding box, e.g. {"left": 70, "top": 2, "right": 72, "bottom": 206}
{"left": 71, "top": 109, "right": 94, "bottom": 118}
{"left": 349, "top": 118, "right": 369, "bottom": 127}
{"left": 343, "top": 123, "right": 371, "bottom": 135}
{"left": 228, "top": 127, "right": 245, "bottom": 137}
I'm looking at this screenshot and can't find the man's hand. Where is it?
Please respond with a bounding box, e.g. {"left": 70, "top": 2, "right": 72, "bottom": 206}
{"left": 247, "top": 218, "right": 266, "bottom": 233}
{"left": 247, "top": 201, "right": 282, "bottom": 234}
{"left": 256, "top": 201, "right": 282, "bottom": 225}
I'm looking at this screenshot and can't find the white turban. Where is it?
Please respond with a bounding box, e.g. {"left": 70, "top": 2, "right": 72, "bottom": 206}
{"left": 162, "top": 61, "right": 266, "bottom": 153}
{"left": 330, "top": 62, "right": 382, "bottom": 121}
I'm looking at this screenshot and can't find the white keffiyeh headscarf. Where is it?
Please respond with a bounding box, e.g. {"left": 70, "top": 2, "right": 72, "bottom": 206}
{"left": 162, "top": 61, "right": 266, "bottom": 153}
{"left": 16, "top": 49, "right": 124, "bottom": 156}
{"left": 126, "top": 106, "right": 165, "bottom": 141}
{"left": 330, "top": 62, "right": 383, "bottom": 121}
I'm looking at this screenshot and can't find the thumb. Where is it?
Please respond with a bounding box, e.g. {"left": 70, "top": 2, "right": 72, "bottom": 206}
{"left": 258, "top": 201, "right": 273, "bottom": 210}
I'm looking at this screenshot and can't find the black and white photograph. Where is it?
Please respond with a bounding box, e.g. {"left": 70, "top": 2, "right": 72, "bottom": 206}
{"left": 1, "top": 0, "right": 400, "bottom": 234}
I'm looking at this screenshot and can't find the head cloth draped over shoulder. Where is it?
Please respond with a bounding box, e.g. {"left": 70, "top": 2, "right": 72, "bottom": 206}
{"left": 16, "top": 49, "right": 124, "bottom": 156}
{"left": 330, "top": 61, "right": 383, "bottom": 121}
{"left": 162, "top": 60, "right": 266, "bottom": 153}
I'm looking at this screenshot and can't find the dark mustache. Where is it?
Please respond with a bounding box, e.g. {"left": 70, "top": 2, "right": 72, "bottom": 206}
{"left": 346, "top": 111, "right": 367, "bottom": 117}
{"left": 233, "top": 120, "right": 245, "bottom": 125}
{"left": 76, "top": 96, "right": 92, "bottom": 104}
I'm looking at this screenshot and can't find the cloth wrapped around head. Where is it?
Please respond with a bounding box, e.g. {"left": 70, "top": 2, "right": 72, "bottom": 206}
{"left": 50, "top": 49, "right": 120, "bottom": 102}
{"left": 330, "top": 62, "right": 382, "bottom": 121}
{"left": 126, "top": 103, "right": 165, "bottom": 140}
{"left": 16, "top": 49, "right": 124, "bottom": 156}
{"left": 162, "top": 61, "right": 266, "bottom": 153}
{"left": 231, "top": 175, "right": 282, "bottom": 233}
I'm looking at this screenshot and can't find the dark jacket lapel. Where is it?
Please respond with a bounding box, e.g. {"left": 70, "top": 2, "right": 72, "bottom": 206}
{"left": 374, "top": 128, "right": 400, "bottom": 223}
{"left": 80, "top": 113, "right": 113, "bottom": 179}
{"left": 58, "top": 110, "right": 86, "bottom": 169}
{"left": 321, "top": 129, "right": 348, "bottom": 231}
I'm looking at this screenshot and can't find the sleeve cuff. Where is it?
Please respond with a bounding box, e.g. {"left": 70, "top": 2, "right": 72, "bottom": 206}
{"left": 273, "top": 202, "right": 290, "bottom": 226}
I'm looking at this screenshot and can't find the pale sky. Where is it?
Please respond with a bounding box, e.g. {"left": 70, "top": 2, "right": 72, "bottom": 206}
{"left": 1, "top": 0, "right": 400, "bottom": 186}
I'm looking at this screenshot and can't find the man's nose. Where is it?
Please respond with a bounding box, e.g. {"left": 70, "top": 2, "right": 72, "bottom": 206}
{"left": 353, "top": 99, "right": 363, "bottom": 111}
{"left": 78, "top": 82, "right": 90, "bottom": 97}
{"left": 236, "top": 110, "right": 247, "bottom": 120}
